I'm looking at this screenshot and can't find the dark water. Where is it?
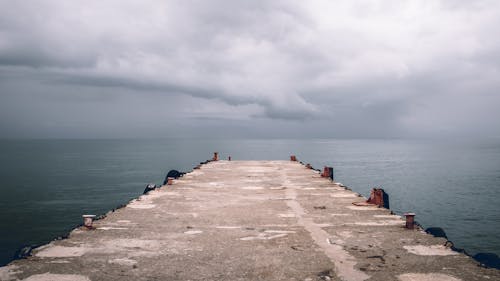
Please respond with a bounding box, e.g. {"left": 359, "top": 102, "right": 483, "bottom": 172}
{"left": 1, "top": 138, "right": 499, "bottom": 266}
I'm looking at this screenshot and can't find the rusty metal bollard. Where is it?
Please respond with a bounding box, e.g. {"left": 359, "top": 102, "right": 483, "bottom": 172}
{"left": 213, "top": 152, "right": 219, "bottom": 161}
{"left": 368, "top": 189, "right": 382, "bottom": 206}
{"left": 82, "top": 214, "right": 96, "bottom": 229}
{"left": 328, "top": 167, "right": 334, "bottom": 181}
{"left": 321, "top": 166, "right": 330, "bottom": 178}
{"left": 366, "top": 188, "right": 390, "bottom": 209}
{"left": 167, "top": 177, "right": 174, "bottom": 185}
{"left": 290, "top": 155, "right": 297, "bottom": 161}
{"left": 404, "top": 213, "right": 416, "bottom": 229}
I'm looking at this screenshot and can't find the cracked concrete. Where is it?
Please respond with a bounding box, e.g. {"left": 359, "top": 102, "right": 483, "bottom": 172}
{"left": 1, "top": 160, "right": 499, "bottom": 281}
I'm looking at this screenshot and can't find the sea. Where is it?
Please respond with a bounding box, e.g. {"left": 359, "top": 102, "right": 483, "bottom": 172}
{"left": 1, "top": 138, "right": 499, "bottom": 266}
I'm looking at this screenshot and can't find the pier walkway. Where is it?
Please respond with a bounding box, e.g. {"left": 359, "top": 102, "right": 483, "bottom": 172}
{"left": 1, "top": 160, "right": 499, "bottom": 281}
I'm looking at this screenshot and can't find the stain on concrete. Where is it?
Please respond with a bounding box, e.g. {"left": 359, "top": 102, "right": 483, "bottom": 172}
{"left": 264, "top": 230, "right": 296, "bottom": 234}
{"left": 127, "top": 199, "right": 156, "bottom": 209}
{"left": 316, "top": 223, "right": 332, "bottom": 228}
{"left": 240, "top": 233, "right": 289, "bottom": 241}
{"left": 105, "top": 239, "right": 161, "bottom": 250}
{"left": 403, "top": 245, "right": 459, "bottom": 256}
{"left": 35, "top": 246, "right": 88, "bottom": 258}
{"left": 373, "top": 215, "right": 401, "bottom": 219}
{"left": 337, "top": 231, "right": 353, "bottom": 238}
{"left": 330, "top": 213, "right": 350, "bottom": 216}
{"left": 108, "top": 258, "right": 138, "bottom": 266}
{"left": 330, "top": 192, "right": 358, "bottom": 198}
{"left": 278, "top": 213, "right": 296, "bottom": 218}
{"left": 347, "top": 205, "right": 380, "bottom": 211}
{"left": 0, "top": 265, "right": 21, "bottom": 281}
{"left": 215, "top": 226, "right": 242, "bottom": 229}
{"left": 398, "top": 273, "right": 462, "bottom": 281}
{"left": 21, "top": 273, "right": 91, "bottom": 281}
{"left": 47, "top": 261, "right": 70, "bottom": 264}
{"left": 97, "top": 227, "right": 128, "bottom": 230}
{"left": 347, "top": 220, "right": 404, "bottom": 226}
{"left": 241, "top": 186, "right": 264, "bottom": 190}
{"left": 184, "top": 230, "right": 203, "bottom": 235}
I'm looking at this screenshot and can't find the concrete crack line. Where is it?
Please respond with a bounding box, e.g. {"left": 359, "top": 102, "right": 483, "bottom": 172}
{"left": 285, "top": 188, "right": 370, "bottom": 281}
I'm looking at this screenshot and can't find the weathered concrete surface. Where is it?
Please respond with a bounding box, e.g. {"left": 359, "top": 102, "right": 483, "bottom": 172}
{"left": 1, "top": 161, "right": 499, "bottom": 281}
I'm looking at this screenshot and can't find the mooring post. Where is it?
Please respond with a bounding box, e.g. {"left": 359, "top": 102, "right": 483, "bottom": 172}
{"left": 404, "top": 213, "right": 416, "bottom": 229}
{"left": 82, "top": 214, "right": 96, "bottom": 229}
{"left": 328, "top": 167, "right": 334, "bottom": 181}
{"left": 366, "top": 188, "right": 390, "bottom": 209}
{"left": 321, "top": 166, "right": 330, "bottom": 178}
{"left": 167, "top": 177, "right": 174, "bottom": 185}
{"left": 213, "top": 152, "right": 219, "bottom": 161}
{"left": 228, "top": 156, "right": 231, "bottom": 161}
{"left": 290, "top": 155, "right": 297, "bottom": 161}
{"left": 368, "top": 188, "right": 381, "bottom": 206}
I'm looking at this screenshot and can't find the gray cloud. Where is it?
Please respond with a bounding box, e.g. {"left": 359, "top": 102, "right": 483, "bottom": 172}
{"left": 1, "top": 0, "right": 500, "bottom": 139}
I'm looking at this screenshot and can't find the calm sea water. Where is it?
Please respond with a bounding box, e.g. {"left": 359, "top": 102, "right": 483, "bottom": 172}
{"left": 1, "top": 138, "right": 499, "bottom": 266}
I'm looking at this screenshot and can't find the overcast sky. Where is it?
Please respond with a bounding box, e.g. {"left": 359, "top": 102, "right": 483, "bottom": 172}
{"left": 1, "top": 1, "right": 499, "bottom": 139}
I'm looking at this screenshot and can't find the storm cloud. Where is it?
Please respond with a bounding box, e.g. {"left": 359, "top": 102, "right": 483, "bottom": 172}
{"left": 1, "top": 0, "right": 499, "bottom": 139}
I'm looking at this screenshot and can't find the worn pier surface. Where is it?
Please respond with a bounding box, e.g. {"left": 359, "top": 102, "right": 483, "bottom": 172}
{"left": 1, "top": 161, "right": 499, "bottom": 281}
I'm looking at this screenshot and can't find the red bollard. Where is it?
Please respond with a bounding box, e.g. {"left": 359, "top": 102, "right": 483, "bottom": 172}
{"left": 365, "top": 188, "right": 389, "bottom": 208}
{"left": 167, "top": 177, "right": 174, "bottom": 185}
{"left": 404, "top": 213, "right": 416, "bottom": 229}
{"left": 321, "top": 166, "right": 330, "bottom": 178}
{"left": 290, "top": 155, "right": 297, "bottom": 161}
{"left": 368, "top": 189, "right": 382, "bottom": 207}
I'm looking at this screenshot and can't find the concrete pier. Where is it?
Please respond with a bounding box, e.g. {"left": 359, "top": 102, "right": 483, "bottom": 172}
{"left": 1, "top": 160, "right": 499, "bottom": 281}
